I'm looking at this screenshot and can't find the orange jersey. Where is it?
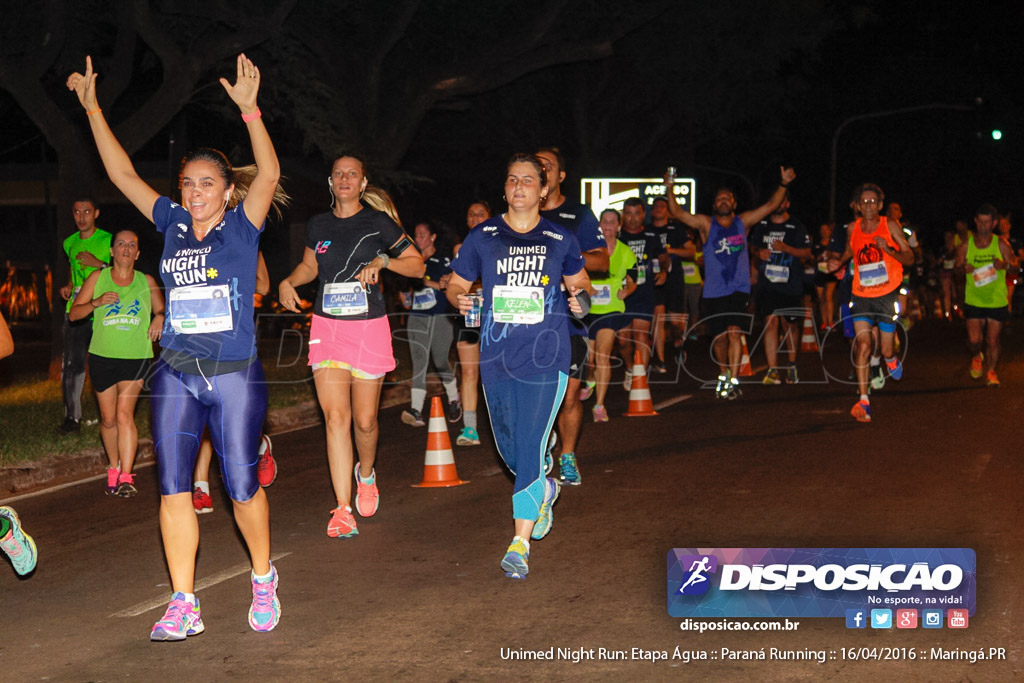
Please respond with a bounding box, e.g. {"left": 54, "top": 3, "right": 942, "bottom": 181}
{"left": 851, "top": 217, "right": 902, "bottom": 297}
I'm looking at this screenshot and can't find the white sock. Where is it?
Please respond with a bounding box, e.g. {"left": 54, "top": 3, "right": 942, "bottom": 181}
{"left": 464, "top": 410, "right": 477, "bottom": 430}
{"left": 443, "top": 380, "right": 460, "bottom": 402}
{"left": 512, "top": 536, "right": 531, "bottom": 552}
{"left": 181, "top": 592, "right": 196, "bottom": 605}
{"left": 869, "top": 356, "right": 880, "bottom": 367}
{"left": 410, "top": 388, "right": 427, "bottom": 412}
{"left": 252, "top": 564, "right": 274, "bottom": 583}
{"left": 357, "top": 467, "right": 375, "bottom": 484}
{"left": 860, "top": 394, "right": 869, "bottom": 403}
{"left": 195, "top": 481, "right": 210, "bottom": 495}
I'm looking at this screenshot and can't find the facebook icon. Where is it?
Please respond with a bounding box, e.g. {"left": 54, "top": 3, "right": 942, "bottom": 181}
{"left": 845, "top": 609, "right": 867, "bottom": 629}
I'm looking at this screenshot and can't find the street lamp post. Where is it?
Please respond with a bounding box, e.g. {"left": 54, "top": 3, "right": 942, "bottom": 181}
{"left": 829, "top": 103, "right": 973, "bottom": 224}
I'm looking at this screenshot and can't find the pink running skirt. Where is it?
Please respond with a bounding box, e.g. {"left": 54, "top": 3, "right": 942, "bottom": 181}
{"left": 307, "top": 314, "right": 396, "bottom": 379}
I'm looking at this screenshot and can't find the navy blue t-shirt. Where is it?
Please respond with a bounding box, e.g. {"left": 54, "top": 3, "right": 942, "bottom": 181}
{"left": 621, "top": 229, "right": 665, "bottom": 314}
{"left": 154, "top": 196, "right": 261, "bottom": 362}
{"left": 451, "top": 216, "right": 585, "bottom": 383}
{"left": 409, "top": 252, "right": 451, "bottom": 316}
{"left": 541, "top": 198, "right": 603, "bottom": 336}
{"left": 749, "top": 217, "right": 811, "bottom": 296}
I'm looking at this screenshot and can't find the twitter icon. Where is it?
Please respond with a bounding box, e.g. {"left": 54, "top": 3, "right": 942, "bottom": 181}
{"left": 870, "top": 609, "right": 892, "bottom": 629}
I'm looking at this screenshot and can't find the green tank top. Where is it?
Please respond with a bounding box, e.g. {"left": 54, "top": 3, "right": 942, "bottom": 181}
{"left": 89, "top": 269, "right": 154, "bottom": 359}
{"left": 964, "top": 234, "right": 1007, "bottom": 309}
{"left": 590, "top": 239, "right": 637, "bottom": 314}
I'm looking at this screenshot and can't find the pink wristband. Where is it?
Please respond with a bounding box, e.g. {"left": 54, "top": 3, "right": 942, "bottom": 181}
{"left": 241, "top": 108, "right": 262, "bottom": 123}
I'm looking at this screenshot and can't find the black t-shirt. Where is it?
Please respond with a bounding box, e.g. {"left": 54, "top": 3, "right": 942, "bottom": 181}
{"left": 664, "top": 222, "right": 697, "bottom": 280}
{"left": 305, "top": 209, "right": 406, "bottom": 320}
{"left": 749, "top": 217, "right": 810, "bottom": 296}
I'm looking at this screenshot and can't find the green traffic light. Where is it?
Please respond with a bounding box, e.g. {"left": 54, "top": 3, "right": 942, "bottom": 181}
{"left": 992, "top": 129, "right": 1003, "bottom": 140}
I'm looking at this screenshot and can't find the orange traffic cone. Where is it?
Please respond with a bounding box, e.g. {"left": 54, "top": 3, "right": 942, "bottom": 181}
{"left": 738, "top": 335, "right": 754, "bottom": 377}
{"left": 624, "top": 349, "right": 658, "bottom": 416}
{"left": 800, "top": 315, "right": 819, "bottom": 352}
{"left": 412, "top": 396, "right": 469, "bottom": 488}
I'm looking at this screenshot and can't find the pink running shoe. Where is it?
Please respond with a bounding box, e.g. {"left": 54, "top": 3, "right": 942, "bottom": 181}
{"left": 150, "top": 592, "right": 205, "bottom": 641}
{"left": 256, "top": 434, "right": 277, "bottom": 487}
{"left": 105, "top": 467, "right": 120, "bottom": 496}
{"left": 327, "top": 505, "right": 358, "bottom": 538}
{"left": 354, "top": 465, "right": 379, "bottom": 517}
{"left": 249, "top": 564, "right": 281, "bottom": 632}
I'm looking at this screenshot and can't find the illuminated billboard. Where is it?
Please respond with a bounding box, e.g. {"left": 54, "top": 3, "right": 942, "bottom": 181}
{"left": 580, "top": 177, "right": 697, "bottom": 218}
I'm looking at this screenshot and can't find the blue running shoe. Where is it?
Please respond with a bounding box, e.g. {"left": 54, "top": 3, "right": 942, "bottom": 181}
{"left": 501, "top": 536, "right": 530, "bottom": 579}
{"left": 249, "top": 564, "right": 281, "bottom": 632}
{"left": 456, "top": 426, "right": 480, "bottom": 446}
{"left": 151, "top": 592, "right": 204, "bottom": 641}
{"left": 885, "top": 356, "right": 903, "bottom": 381}
{"left": 0, "top": 506, "right": 37, "bottom": 576}
{"left": 559, "top": 453, "right": 581, "bottom": 486}
{"left": 531, "top": 477, "right": 561, "bottom": 540}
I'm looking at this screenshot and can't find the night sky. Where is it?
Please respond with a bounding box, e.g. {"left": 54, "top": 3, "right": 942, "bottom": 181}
{"left": 1, "top": 1, "right": 1022, "bottom": 276}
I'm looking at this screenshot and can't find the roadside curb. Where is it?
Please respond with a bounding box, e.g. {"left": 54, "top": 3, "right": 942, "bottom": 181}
{"left": 0, "top": 383, "right": 412, "bottom": 499}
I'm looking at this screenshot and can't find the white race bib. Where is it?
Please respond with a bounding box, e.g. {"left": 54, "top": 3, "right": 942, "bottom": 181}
{"left": 858, "top": 261, "right": 889, "bottom": 288}
{"left": 682, "top": 264, "right": 697, "bottom": 278}
{"left": 491, "top": 285, "right": 545, "bottom": 324}
{"left": 972, "top": 263, "right": 998, "bottom": 287}
{"left": 592, "top": 284, "right": 612, "bottom": 306}
{"left": 817, "top": 261, "right": 830, "bottom": 273}
{"left": 323, "top": 282, "right": 368, "bottom": 316}
{"left": 169, "top": 285, "right": 233, "bottom": 334}
{"left": 636, "top": 262, "right": 647, "bottom": 285}
{"left": 411, "top": 287, "right": 437, "bottom": 311}
{"left": 765, "top": 264, "right": 790, "bottom": 283}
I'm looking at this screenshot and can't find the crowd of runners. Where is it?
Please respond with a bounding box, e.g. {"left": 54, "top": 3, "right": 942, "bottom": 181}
{"left": 1, "top": 52, "right": 1018, "bottom": 643}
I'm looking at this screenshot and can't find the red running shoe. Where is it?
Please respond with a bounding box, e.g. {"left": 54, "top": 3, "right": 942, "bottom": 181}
{"left": 257, "top": 434, "right": 277, "bottom": 487}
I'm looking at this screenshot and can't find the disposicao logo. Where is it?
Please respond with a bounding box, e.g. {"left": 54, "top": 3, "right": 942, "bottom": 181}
{"left": 667, "top": 548, "right": 976, "bottom": 619}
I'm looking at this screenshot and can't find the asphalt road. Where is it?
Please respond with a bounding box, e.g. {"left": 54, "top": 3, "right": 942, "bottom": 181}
{"left": 1, "top": 318, "right": 1020, "bottom": 680}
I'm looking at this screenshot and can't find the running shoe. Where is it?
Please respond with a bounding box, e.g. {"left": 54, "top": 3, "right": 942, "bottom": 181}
{"left": 57, "top": 417, "right": 80, "bottom": 434}
{"left": 986, "top": 370, "right": 1000, "bottom": 387}
{"left": 353, "top": 465, "right": 379, "bottom": 517}
{"left": 501, "top": 536, "right": 530, "bottom": 579}
{"left": 456, "top": 426, "right": 481, "bottom": 446}
{"left": 401, "top": 408, "right": 425, "bottom": 427}
{"left": 762, "top": 369, "right": 781, "bottom": 385}
{"left": 0, "top": 506, "right": 37, "bottom": 576}
{"left": 851, "top": 399, "right": 871, "bottom": 423}
{"left": 192, "top": 487, "right": 213, "bottom": 515}
{"left": 105, "top": 467, "right": 120, "bottom": 496}
{"left": 327, "top": 505, "right": 358, "bottom": 538}
{"left": 579, "top": 380, "right": 596, "bottom": 401}
{"left": 970, "top": 353, "right": 984, "bottom": 380}
{"left": 545, "top": 430, "right": 557, "bottom": 475}
{"left": 714, "top": 374, "right": 727, "bottom": 399}
{"left": 592, "top": 404, "right": 609, "bottom": 423}
{"left": 622, "top": 369, "right": 633, "bottom": 391}
{"left": 724, "top": 379, "right": 742, "bottom": 401}
{"left": 116, "top": 473, "right": 137, "bottom": 498}
{"left": 150, "top": 592, "right": 205, "bottom": 641}
{"left": 445, "top": 397, "right": 463, "bottom": 424}
{"left": 249, "top": 564, "right": 280, "bottom": 632}
{"left": 885, "top": 356, "right": 903, "bottom": 381}
{"left": 870, "top": 364, "right": 886, "bottom": 390}
{"left": 531, "top": 477, "right": 561, "bottom": 540}
{"left": 559, "top": 453, "right": 581, "bottom": 486}
{"left": 785, "top": 366, "right": 799, "bottom": 385}
{"left": 257, "top": 434, "right": 277, "bottom": 487}
{"left": 650, "top": 358, "right": 667, "bottom": 374}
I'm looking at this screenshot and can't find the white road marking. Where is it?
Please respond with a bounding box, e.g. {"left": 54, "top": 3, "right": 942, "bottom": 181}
{"left": 652, "top": 394, "right": 692, "bottom": 411}
{"left": 109, "top": 551, "right": 292, "bottom": 618}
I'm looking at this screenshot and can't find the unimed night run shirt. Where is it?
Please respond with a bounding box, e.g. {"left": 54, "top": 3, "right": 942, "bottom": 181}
{"left": 154, "top": 197, "right": 261, "bottom": 362}
{"left": 305, "top": 209, "right": 406, "bottom": 321}
{"left": 451, "top": 216, "right": 585, "bottom": 383}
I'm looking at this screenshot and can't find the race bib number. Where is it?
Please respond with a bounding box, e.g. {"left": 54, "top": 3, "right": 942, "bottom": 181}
{"left": 972, "top": 263, "right": 998, "bottom": 287}
{"left": 492, "top": 285, "right": 545, "bottom": 324}
{"left": 817, "top": 261, "right": 830, "bottom": 273}
{"left": 323, "top": 282, "right": 368, "bottom": 316}
{"left": 636, "top": 263, "right": 647, "bottom": 285}
{"left": 592, "top": 284, "right": 612, "bottom": 306}
{"left": 765, "top": 264, "right": 790, "bottom": 283}
{"left": 411, "top": 287, "right": 437, "bottom": 311}
{"left": 682, "top": 264, "right": 697, "bottom": 278}
{"left": 169, "top": 285, "right": 233, "bottom": 334}
{"left": 651, "top": 258, "right": 661, "bottom": 275}
{"left": 858, "top": 261, "right": 889, "bottom": 288}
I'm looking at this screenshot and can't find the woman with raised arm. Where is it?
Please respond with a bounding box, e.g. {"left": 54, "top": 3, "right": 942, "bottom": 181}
{"left": 279, "top": 160, "right": 423, "bottom": 539}
{"left": 68, "top": 53, "right": 287, "bottom": 640}
{"left": 445, "top": 154, "right": 591, "bottom": 580}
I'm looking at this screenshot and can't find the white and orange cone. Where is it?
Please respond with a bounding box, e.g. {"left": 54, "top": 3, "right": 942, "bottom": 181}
{"left": 738, "top": 335, "right": 754, "bottom": 377}
{"left": 800, "top": 315, "right": 819, "bottom": 352}
{"left": 624, "top": 349, "right": 658, "bottom": 416}
{"left": 412, "top": 396, "right": 469, "bottom": 488}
